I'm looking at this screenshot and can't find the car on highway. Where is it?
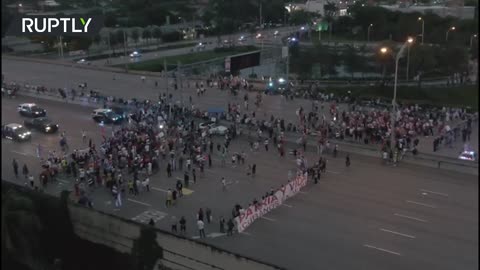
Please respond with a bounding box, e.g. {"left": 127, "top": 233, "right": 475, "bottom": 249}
{"left": 108, "top": 106, "right": 133, "bottom": 121}
{"left": 209, "top": 125, "right": 229, "bottom": 135}
{"left": 76, "top": 59, "right": 90, "bottom": 65}
{"left": 17, "top": 103, "right": 47, "bottom": 118}
{"left": 238, "top": 35, "right": 246, "bottom": 42}
{"left": 91, "top": 109, "right": 122, "bottom": 124}
{"left": 458, "top": 150, "right": 476, "bottom": 161}
{"left": 195, "top": 42, "right": 206, "bottom": 51}
{"left": 129, "top": 51, "right": 142, "bottom": 58}
{"left": 199, "top": 121, "right": 216, "bottom": 130}
{"left": 2, "top": 123, "right": 31, "bottom": 141}
{"left": 23, "top": 117, "right": 59, "bottom": 133}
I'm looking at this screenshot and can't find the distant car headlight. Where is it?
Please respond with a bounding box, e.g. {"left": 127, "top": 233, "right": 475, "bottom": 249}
{"left": 35, "top": 111, "right": 40, "bottom": 114}
{"left": 45, "top": 126, "right": 51, "bottom": 131}
{"left": 159, "top": 124, "right": 164, "bottom": 129}
{"left": 26, "top": 131, "right": 31, "bottom": 135}
{"left": 19, "top": 134, "right": 25, "bottom": 138}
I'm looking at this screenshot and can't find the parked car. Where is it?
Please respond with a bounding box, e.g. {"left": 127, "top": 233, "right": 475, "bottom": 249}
{"left": 23, "top": 117, "right": 59, "bottom": 133}
{"left": 2, "top": 123, "right": 31, "bottom": 141}
{"left": 17, "top": 103, "right": 46, "bottom": 118}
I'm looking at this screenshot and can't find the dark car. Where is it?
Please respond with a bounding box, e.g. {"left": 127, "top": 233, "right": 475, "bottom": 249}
{"left": 17, "top": 103, "right": 47, "bottom": 118}
{"left": 2, "top": 123, "right": 32, "bottom": 141}
{"left": 24, "top": 117, "right": 59, "bottom": 133}
{"left": 91, "top": 109, "right": 122, "bottom": 124}
{"left": 108, "top": 106, "right": 133, "bottom": 121}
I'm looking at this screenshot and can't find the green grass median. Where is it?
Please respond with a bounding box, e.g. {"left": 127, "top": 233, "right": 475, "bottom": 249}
{"left": 124, "top": 46, "right": 259, "bottom": 72}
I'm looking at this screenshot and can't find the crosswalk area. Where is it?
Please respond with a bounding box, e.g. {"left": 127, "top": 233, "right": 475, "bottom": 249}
{"left": 131, "top": 209, "right": 168, "bottom": 224}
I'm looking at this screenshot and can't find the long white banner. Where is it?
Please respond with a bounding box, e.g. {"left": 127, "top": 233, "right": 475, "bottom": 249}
{"left": 235, "top": 172, "right": 308, "bottom": 233}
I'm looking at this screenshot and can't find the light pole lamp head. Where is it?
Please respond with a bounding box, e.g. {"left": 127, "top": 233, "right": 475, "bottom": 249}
{"left": 370, "top": 24, "right": 373, "bottom": 27}
{"left": 450, "top": 26, "right": 456, "bottom": 31}
{"left": 418, "top": 17, "right": 422, "bottom": 21}
{"left": 407, "top": 37, "right": 414, "bottom": 43}
{"left": 380, "top": 47, "right": 388, "bottom": 54}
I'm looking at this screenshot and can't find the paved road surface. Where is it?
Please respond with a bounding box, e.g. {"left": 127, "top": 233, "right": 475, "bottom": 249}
{"left": 3, "top": 57, "right": 478, "bottom": 161}
{"left": 2, "top": 96, "right": 478, "bottom": 270}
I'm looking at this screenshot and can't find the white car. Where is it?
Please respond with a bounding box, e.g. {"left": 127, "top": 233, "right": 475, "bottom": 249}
{"left": 458, "top": 151, "right": 476, "bottom": 161}
{"left": 76, "top": 59, "right": 89, "bottom": 64}
{"left": 209, "top": 125, "right": 229, "bottom": 135}
{"left": 129, "top": 51, "right": 142, "bottom": 58}
{"left": 199, "top": 121, "right": 216, "bottom": 130}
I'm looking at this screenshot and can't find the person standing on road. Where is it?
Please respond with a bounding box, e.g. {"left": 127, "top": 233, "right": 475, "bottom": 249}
{"left": 179, "top": 216, "right": 187, "bottom": 235}
{"left": 82, "top": 130, "right": 87, "bottom": 143}
{"left": 227, "top": 219, "right": 235, "bottom": 236}
{"left": 184, "top": 171, "right": 189, "bottom": 188}
{"left": 167, "top": 163, "right": 172, "bottom": 177}
{"left": 219, "top": 216, "right": 226, "bottom": 233}
{"left": 264, "top": 138, "right": 269, "bottom": 151}
{"left": 197, "top": 219, "right": 206, "bottom": 238}
{"left": 192, "top": 168, "right": 197, "bottom": 183}
{"left": 176, "top": 180, "right": 183, "bottom": 197}
{"left": 221, "top": 177, "right": 227, "bottom": 191}
{"left": 13, "top": 159, "right": 18, "bottom": 178}
{"left": 113, "top": 184, "right": 122, "bottom": 208}
{"left": 197, "top": 208, "right": 204, "bottom": 222}
{"left": 166, "top": 188, "right": 173, "bottom": 207}
{"left": 345, "top": 154, "right": 351, "bottom": 167}
{"left": 206, "top": 208, "right": 212, "bottom": 224}
{"left": 252, "top": 164, "right": 256, "bottom": 177}
{"left": 22, "top": 164, "right": 29, "bottom": 179}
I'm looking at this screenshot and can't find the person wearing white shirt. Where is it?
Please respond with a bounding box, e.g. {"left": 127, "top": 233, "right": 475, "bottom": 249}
{"left": 197, "top": 219, "right": 206, "bottom": 238}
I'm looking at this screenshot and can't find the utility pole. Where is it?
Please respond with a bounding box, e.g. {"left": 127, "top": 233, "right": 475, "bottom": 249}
{"left": 123, "top": 29, "right": 128, "bottom": 72}
{"left": 164, "top": 59, "right": 168, "bottom": 94}
{"left": 259, "top": 1, "right": 262, "bottom": 27}
{"left": 58, "top": 36, "right": 64, "bottom": 59}
{"left": 177, "top": 61, "right": 183, "bottom": 107}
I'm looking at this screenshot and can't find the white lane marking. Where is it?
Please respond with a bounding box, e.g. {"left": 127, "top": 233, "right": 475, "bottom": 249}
{"left": 151, "top": 187, "right": 168, "bottom": 193}
{"left": 406, "top": 200, "right": 437, "bottom": 208}
{"left": 326, "top": 170, "right": 340, "bottom": 174}
{"left": 127, "top": 198, "right": 151, "bottom": 207}
{"left": 363, "top": 244, "right": 402, "bottom": 256}
{"left": 11, "top": 150, "right": 35, "bottom": 157}
{"left": 419, "top": 189, "right": 449, "bottom": 197}
{"left": 260, "top": 216, "right": 276, "bottom": 222}
{"left": 282, "top": 204, "right": 293, "bottom": 208}
{"left": 394, "top": 213, "right": 428, "bottom": 223}
{"left": 380, "top": 228, "right": 416, "bottom": 239}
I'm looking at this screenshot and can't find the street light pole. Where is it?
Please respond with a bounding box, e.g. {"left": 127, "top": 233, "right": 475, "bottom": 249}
{"left": 406, "top": 43, "right": 411, "bottom": 82}
{"left": 418, "top": 17, "right": 424, "bottom": 45}
{"left": 446, "top": 26, "right": 455, "bottom": 42}
{"left": 367, "top": 24, "right": 373, "bottom": 42}
{"left": 123, "top": 28, "right": 128, "bottom": 72}
{"left": 390, "top": 38, "right": 413, "bottom": 158}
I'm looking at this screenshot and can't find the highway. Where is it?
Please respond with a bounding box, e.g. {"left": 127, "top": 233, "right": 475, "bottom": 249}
{"left": 2, "top": 56, "right": 478, "bottom": 161}
{"left": 1, "top": 95, "right": 478, "bottom": 270}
